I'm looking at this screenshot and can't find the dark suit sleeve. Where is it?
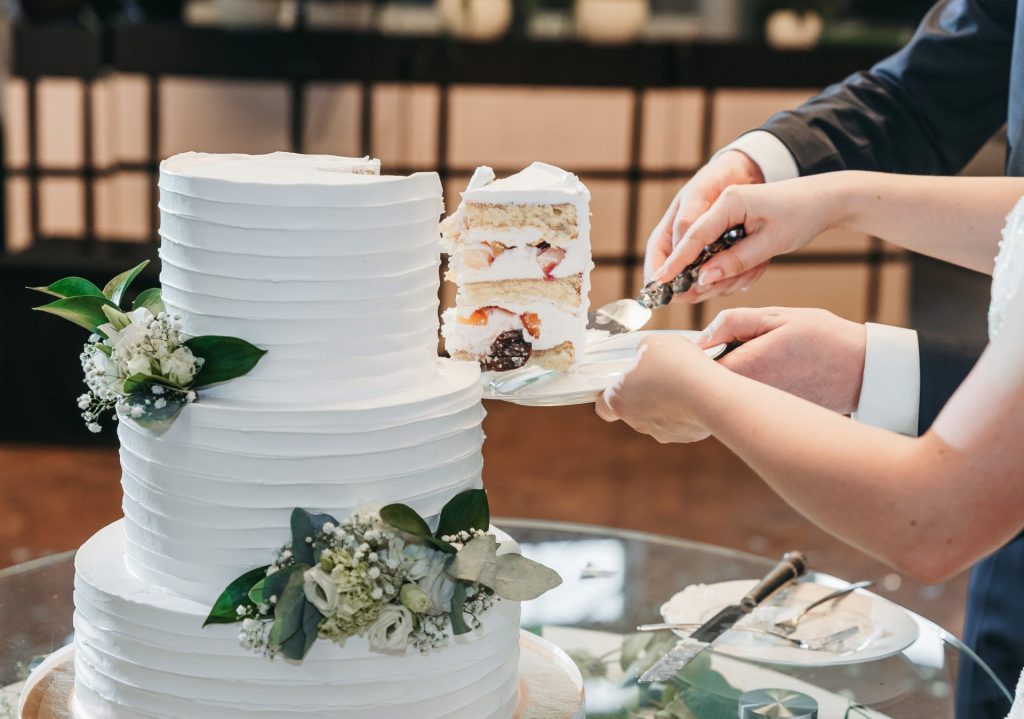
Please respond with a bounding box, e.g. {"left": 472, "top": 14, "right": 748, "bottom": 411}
{"left": 916, "top": 331, "right": 988, "bottom": 433}
{"left": 761, "top": 0, "right": 1015, "bottom": 176}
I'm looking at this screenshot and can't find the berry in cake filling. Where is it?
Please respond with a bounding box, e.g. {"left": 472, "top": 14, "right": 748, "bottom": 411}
{"left": 456, "top": 306, "right": 542, "bottom": 341}
{"left": 482, "top": 329, "right": 532, "bottom": 371}
{"left": 460, "top": 240, "right": 567, "bottom": 279}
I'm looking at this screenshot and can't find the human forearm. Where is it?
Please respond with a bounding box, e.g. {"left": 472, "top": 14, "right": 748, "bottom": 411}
{"left": 685, "top": 360, "right": 972, "bottom": 581}
{"left": 826, "top": 172, "right": 1024, "bottom": 274}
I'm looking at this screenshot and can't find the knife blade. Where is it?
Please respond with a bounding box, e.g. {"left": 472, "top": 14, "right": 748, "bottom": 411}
{"left": 638, "top": 550, "right": 808, "bottom": 683}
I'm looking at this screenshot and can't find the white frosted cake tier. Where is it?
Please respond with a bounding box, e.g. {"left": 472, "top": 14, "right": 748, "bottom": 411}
{"left": 120, "top": 359, "right": 485, "bottom": 604}
{"left": 158, "top": 151, "right": 446, "bottom": 403}
{"left": 73, "top": 522, "right": 521, "bottom": 719}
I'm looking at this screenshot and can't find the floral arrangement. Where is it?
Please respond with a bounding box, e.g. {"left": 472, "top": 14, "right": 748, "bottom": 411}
{"left": 205, "top": 489, "right": 561, "bottom": 660}
{"left": 30, "top": 261, "right": 266, "bottom": 433}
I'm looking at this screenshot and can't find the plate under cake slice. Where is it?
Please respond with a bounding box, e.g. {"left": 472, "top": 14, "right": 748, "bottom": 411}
{"left": 441, "top": 162, "right": 593, "bottom": 371}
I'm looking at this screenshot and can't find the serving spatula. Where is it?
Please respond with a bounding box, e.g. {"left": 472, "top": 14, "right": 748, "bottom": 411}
{"left": 587, "top": 225, "right": 747, "bottom": 337}
{"left": 638, "top": 550, "right": 808, "bottom": 683}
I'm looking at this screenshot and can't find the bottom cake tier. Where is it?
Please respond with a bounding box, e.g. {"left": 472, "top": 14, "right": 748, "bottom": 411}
{"left": 72, "top": 521, "right": 522, "bottom": 719}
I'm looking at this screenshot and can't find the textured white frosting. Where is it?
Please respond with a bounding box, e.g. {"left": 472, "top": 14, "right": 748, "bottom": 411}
{"left": 119, "top": 359, "right": 486, "bottom": 604}
{"left": 460, "top": 163, "right": 590, "bottom": 206}
{"left": 158, "top": 152, "right": 446, "bottom": 403}
{"left": 73, "top": 522, "right": 521, "bottom": 719}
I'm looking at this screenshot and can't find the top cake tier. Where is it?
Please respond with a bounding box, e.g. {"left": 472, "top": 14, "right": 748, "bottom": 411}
{"left": 157, "top": 152, "right": 445, "bottom": 403}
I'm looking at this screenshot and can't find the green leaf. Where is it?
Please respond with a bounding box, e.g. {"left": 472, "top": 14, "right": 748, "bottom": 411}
{"left": 103, "top": 260, "right": 150, "bottom": 305}
{"left": 122, "top": 372, "right": 162, "bottom": 394}
{"left": 256, "top": 563, "right": 308, "bottom": 606}
{"left": 380, "top": 504, "right": 432, "bottom": 539}
{"left": 290, "top": 508, "right": 338, "bottom": 567}
{"left": 132, "top": 287, "right": 165, "bottom": 314}
{"left": 435, "top": 489, "right": 490, "bottom": 539}
{"left": 28, "top": 276, "right": 104, "bottom": 299}
{"left": 381, "top": 503, "right": 457, "bottom": 554}
{"left": 101, "top": 304, "right": 131, "bottom": 330}
{"left": 492, "top": 553, "right": 562, "bottom": 601}
{"left": 448, "top": 581, "right": 471, "bottom": 636}
{"left": 33, "top": 295, "right": 120, "bottom": 333}
{"left": 269, "top": 569, "right": 323, "bottom": 661}
{"left": 185, "top": 336, "right": 268, "bottom": 388}
{"left": 204, "top": 565, "right": 270, "bottom": 626}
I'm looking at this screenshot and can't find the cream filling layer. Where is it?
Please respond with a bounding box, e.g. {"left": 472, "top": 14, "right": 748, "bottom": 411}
{"left": 447, "top": 238, "right": 592, "bottom": 283}
{"left": 442, "top": 304, "right": 584, "bottom": 355}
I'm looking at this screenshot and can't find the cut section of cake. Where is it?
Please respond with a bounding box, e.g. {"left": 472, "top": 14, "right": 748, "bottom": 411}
{"left": 441, "top": 163, "right": 592, "bottom": 372}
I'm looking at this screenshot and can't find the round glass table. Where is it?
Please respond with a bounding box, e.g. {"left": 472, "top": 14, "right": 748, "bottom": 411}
{"left": 0, "top": 519, "right": 1011, "bottom": 719}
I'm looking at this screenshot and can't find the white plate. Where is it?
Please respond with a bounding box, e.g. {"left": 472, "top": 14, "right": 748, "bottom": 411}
{"left": 660, "top": 579, "right": 920, "bottom": 667}
{"left": 482, "top": 330, "right": 727, "bottom": 407}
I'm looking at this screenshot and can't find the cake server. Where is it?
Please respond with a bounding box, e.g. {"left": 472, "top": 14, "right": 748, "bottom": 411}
{"left": 638, "top": 550, "right": 808, "bottom": 683}
{"left": 587, "top": 225, "right": 747, "bottom": 337}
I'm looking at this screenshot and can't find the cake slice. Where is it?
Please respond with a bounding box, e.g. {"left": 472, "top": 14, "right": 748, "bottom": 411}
{"left": 441, "top": 163, "right": 592, "bottom": 371}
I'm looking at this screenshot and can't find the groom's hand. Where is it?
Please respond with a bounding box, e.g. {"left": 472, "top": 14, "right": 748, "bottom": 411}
{"left": 698, "top": 307, "right": 867, "bottom": 415}
{"left": 644, "top": 150, "right": 767, "bottom": 300}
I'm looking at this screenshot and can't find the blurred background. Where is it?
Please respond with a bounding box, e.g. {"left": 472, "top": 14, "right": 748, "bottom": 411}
{"left": 0, "top": 0, "right": 998, "bottom": 637}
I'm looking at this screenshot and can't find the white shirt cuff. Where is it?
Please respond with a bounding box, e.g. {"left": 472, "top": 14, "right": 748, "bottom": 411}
{"left": 716, "top": 130, "right": 800, "bottom": 183}
{"left": 852, "top": 323, "right": 921, "bottom": 437}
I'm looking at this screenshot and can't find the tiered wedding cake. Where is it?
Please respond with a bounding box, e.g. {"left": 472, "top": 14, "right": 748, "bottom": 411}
{"left": 67, "top": 152, "right": 528, "bottom": 718}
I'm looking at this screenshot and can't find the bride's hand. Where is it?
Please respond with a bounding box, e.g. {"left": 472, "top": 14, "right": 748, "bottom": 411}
{"left": 595, "top": 335, "right": 719, "bottom": 443}
{"left": 650, "top": 174, "right": 843, "bottom": 295}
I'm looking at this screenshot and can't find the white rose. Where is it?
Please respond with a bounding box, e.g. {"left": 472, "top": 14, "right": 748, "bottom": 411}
{"left": 126, "top": 353, "right": 154, "bottom": 377}
{"left": 399, "top": 583, "right": 432, "bottom": 614}
{"left": 403, "top": 544, "right": 441, "bottom": 580}
{"left": 366, "top": 604, "right": 414, "bottom": 652}
{"left": 416, "top": 554, "right": 456, "bottom": 615}
{"left": 159, "top": 346, "right": 197, "bottom": 387}
{"left": 303, "top": 566, "right": 339, "bottom": 615}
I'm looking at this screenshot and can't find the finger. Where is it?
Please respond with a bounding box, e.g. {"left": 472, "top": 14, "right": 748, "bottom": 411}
{"left": 697, "top": 307, "right": 789, "bottom": 347}
{"left": 643, "top": 194, "right": 680, "bottom": 279}
{"left": 594, "top": 391, "right": 619, "bottom": 422}
{"left": 695, "top": 231, "right": 781, "bottom": 289}
{"left": 653, "top": 188, "right": 743, "bottom": 284}
{"left": 693, "top": 262, "right": 768, "bottom": 300}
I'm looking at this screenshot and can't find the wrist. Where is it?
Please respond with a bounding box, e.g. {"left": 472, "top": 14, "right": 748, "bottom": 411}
{"left": 823, "top": 171, "right": 870, "bottom": 231}
{"left": 720, "top": 149, "right": 766, "bottom": 185}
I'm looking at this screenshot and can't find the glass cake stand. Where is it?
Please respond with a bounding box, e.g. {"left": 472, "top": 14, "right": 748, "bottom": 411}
{"left": 0, "top": 519, "right": 1011, "bottom": 719}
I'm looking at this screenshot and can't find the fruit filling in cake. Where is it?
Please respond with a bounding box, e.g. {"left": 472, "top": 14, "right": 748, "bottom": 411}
{"left": 441, "top": 163, "right": 592, "bottom": 372}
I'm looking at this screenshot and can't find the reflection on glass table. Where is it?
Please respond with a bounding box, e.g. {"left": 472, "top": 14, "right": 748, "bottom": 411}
{"left": 0, "top": 520, "right": 1012, "bottom": 719}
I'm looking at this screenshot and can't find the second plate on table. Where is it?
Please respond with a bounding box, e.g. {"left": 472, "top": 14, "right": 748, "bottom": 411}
{"left": 660, "top": 579, "right": 920, "bottom": 667}
{"left": 482, "top": 330, "right": 727, "bottom": 407}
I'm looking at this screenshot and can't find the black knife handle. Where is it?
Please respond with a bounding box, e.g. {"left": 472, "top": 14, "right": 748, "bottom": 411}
{"left": 740, "top": 551, "right": 809, "bottom": 609}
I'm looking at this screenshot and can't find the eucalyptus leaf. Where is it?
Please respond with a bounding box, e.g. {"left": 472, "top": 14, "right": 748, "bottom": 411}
{"left": 620, "top": 632, "right": 654, "bottom": 672}
{"left": 260, "top": 564, "right": 308, "bottom": 605}
{"left": 435, "top": 489, "right": 490, "bottom": 539}
{"left": 204, "top": 565, "right": 270, "bottom": 626}
{"left": 290, "top": 508, "right": 338, "bottom": 567}
{"left": 447, "top": 534, "right": 498, "bottom": 587}
{"left": 491, "top": 553, "right": 562, "bottom": 601}
{"left": 269, "top": 569, "right": 323, "bottom": 661}
{"left": 185, "top": 336, "right": 268, "bottom": 388}
{"left": 132, "top": 287, "right": 165, "bottom": 314}
{"left": 33, "top": 295, "right": 120, "bottom": 333}
{"left": 448, "top": 581, "right": 471, "bottom": 636}
{"left": 103, "top": 260, "right": 150, "bottom": 305}
{"left": 28, "top": 276, "right": 104, "bottom": 299}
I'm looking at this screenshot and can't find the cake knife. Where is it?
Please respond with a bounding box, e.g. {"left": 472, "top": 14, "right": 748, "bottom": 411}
{"left": 587, "top": 225, "right": 747, "bottom": 337}
{"left": 638, "top": 550, "right": 808, "bottom": 683}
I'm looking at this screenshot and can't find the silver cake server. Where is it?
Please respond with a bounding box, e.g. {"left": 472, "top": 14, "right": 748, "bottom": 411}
{"left": 587, "top": 225, "right": 747, "bottom": 337}
{"left": 638, "top": 550, "right": 808, "bottom": 683}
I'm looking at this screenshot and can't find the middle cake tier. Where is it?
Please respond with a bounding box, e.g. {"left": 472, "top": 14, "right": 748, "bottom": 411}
{"left": 119, "top": 359, "right": 485, "bottom": 604}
